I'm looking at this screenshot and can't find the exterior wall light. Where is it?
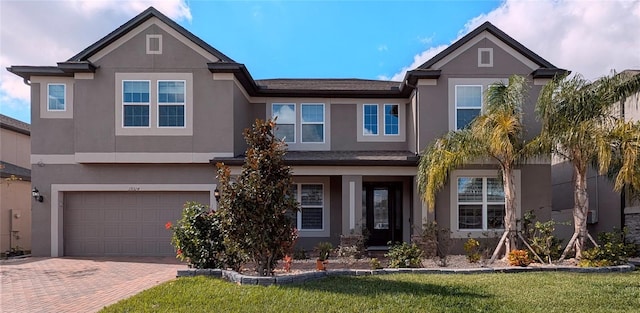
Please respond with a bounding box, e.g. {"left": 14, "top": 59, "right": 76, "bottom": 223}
{"left": 214, "top": 188, "right": 220, "bottom": 202}
{"left": 32, "top": 187, "right": 44, "bottom": 202}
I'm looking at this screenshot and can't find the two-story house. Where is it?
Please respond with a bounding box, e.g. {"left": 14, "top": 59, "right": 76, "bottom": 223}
{"left": 8, "top": 7, "right": 566, "bottom": 257}
{"left": 0, "top": 114, "right": 32, "bottom": 254}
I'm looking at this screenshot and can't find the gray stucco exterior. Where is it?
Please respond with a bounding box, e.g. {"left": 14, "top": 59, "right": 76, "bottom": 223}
{"left": 9, "top": 7, "right": 565, "bottom": 257}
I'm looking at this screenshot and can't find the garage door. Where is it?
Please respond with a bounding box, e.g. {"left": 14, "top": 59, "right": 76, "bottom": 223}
{"left": 64, "top": 191, "right": 210, "bottom": 256}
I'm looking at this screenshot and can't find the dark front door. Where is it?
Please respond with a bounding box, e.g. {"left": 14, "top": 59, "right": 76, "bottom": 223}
{"left": 364, "top": 183, "right": 402, "bottom": 246}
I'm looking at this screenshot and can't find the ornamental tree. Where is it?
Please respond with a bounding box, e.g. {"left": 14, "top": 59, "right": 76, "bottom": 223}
{"left": 216, "top": 118, "right": 298, "bottom": 276}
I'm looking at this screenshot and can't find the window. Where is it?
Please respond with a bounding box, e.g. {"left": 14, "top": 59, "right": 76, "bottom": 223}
{"left": 457, "top": 177, "right": 504, "bottom": 230}
{"left": 123, "top": 81, "right": 150, "bottom": 127}
{"left": 272, "top": 104, "right": 296, "bottom": 142}
{"left": 455, "top": 85, "right": 482, "bottom": 129}
{"left": 291, "top": 184, "right": 324, "bottom": 230}
{"left": 47, "top": 84, "right": 66, "bottom": 111}
{"left": 384, "top": 104, "right": 399, "bottom": 135}
{"left": 301, "top": 104, "right": 324, "bottom": 143}
{"left": 363, "top": 104, "right": 378, "bottom": 135}
{"left": 158, "top": 81, "right": 185, "bottom": 127}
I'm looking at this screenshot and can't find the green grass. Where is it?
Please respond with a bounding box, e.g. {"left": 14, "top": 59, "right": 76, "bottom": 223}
{"left": 101, "top": 272, "right": 640, "bottom": 313}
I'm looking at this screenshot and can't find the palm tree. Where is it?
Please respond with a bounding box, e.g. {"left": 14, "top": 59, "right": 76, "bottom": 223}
{"left": 418, "top": 75, "right": 534, "bottom": 257}
{"left": 536, "top": 72, "right": 640, "bottom": 260}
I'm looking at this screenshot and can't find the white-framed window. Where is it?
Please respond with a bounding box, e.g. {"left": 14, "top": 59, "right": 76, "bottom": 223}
{"left": 455, "top": 85, "right": 482, "bottom": 129}
{"left": 272, "top": 103, "right": 296, "bottom": 143}
{"left": 291, "top": 183, "right": 324, "bottom": 230}
{"left": 47, "top": 84, "right": 66, "bottom": 111}
{"left": 157, "top": 80, "right": 185, "bottom": 127}
{"left": 384, "top": 104, "right": 399, "bottom": 135}
{"left": 122, "top": 80, "right": 150, "bottom": 127}
{"left": 357, "top": 103, "right": 405, "bottom": 142}
{"left": 363, "top": 104, "right": 378, "bottom": 135}
{"left": 301, "top": 103, "right": 325, "bottom": 143}
{"left": 456, "top": 176, "right": 505, "bottom": 231}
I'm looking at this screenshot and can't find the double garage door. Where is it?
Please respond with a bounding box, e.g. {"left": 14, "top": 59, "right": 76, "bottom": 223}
{"left": 64, "top": 191, "right": 209, "bottom": 256}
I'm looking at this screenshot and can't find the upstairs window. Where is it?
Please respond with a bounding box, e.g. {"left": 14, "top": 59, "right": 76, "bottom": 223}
{"left": 123, "top": 81, "right": 150, "bottom": 127}
{"left": 455, "top": 85, "right": 482, "bottom": 129}
{"left": 301, "top": 103, "right": 324, "bottom": 143}
{"left": 363, "top": 104, "right": 378, "bottom": 135}
{"left": 384, "top": 104, "right": 399, "bottom": 135}
{"left": 158, "top": 81, "right": 185, "bottom": 127}
{"left": 272, "top": 103, "right": 296, "bottom": 142}
{"left": 47, "top": 84, "right": 66, "bottom": 111}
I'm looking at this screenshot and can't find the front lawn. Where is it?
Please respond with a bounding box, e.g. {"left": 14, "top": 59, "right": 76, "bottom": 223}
{"left": 101, "top": 272, "right": 640, "bottom": 312}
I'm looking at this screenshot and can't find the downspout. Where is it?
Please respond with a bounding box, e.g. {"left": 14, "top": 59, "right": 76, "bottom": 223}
{"left": 23, "top": 78, "right": 31, "bottom": 86}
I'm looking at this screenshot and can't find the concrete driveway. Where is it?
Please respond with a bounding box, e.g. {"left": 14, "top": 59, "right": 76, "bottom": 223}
{"left": 0, "top": 257, "right": 186, "bottom": 313}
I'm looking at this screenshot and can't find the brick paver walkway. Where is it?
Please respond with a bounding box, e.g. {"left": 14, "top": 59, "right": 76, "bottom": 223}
{"left": 0, "top": 257, "right": 186, "bottom": 313}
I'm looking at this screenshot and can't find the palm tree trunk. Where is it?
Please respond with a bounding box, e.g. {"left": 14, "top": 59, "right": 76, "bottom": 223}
{"left": 503, "top": 167, "right": 517, "bottom": 253}
{"left": 560, "top": 162, "right": 590, "bottom": 260}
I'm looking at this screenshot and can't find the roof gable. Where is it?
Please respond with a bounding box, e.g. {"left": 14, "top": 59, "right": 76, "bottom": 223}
{"left": 418, "top": 21, "right": 557, "bottom": 71}
{"left": 68, "top": 7, "right": 235, "bottom": 63}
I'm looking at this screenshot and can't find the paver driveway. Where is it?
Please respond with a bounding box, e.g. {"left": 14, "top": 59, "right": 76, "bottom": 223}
{"left": 0, "top": 257, "right": 186, "bottom": 313}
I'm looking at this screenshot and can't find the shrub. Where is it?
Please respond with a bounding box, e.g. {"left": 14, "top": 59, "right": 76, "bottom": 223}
{"left": 370, "top": 258, "right": 383, "bottom": 270}
{"left": 315, "top": 242, "right": 333, "bottom": 261}
{"left": 507, "top": 249, "right": 531, "bottom": 267}
{"left": 216, "top": 119, "right": 299, "bottom": 276}
{"left": 168, "top": 202, "right": 244, "bottom": 270}
{"left": 521, "top": 210, "right": 564, "bottom": 263}
{"left": 578, "top": 228, "right": 637, "bottom": 267}
{"left": 463, "top": 238, "right": 481, "bottom": 263}
{"left": 386, "top": 242, "right": 423, "bottom": 268}
{"left": 337, "top": 234, "right": 365, "bottom": 259}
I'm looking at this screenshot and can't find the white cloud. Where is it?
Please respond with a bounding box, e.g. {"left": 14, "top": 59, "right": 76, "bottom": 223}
{"left": 0, "top": 0, "right": 191, "bottom": 122}
{"left": 378, "top": 45, "right": 388, "bottom": 52}
{"left": 388, "top": 0, "right": 640, "bottom": 82}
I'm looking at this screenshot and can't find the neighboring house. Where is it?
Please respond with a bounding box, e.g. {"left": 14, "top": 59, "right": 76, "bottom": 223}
{"left": 551, "top": 70, "right": 640, "bottom": 243}
{"left": 7, "top": 7, "right": 566, "bottom": 257}
{"left": 0, "top": 114, "right": 31, "bottom": 254}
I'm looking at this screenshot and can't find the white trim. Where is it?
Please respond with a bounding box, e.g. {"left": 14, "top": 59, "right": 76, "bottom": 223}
{"left": 362, "top": 104, "right": 379, "bottom": 136}
{"left": 432, "top": 31, "right": 538, "bottom": 70}
{"left": 47, "top": 83, "right": 66, "bottom": 111}
{"left": 157, "top": 80, "right": 187, "bottom": 128}
{"left": 146, "top": 34, "right": 162, "bottom": 54}
{"left": 89, "top": 17, "right": 220, "bottom": 63}
{"left": 31, "top": 153, "right": 233, "bottom": 164}
{"left": 383, "top": 104, "right": 400, "bottom": 136}
{"left": 349, "top": 181, "right": 356, "bottom": 230}
{"left": 229, "top": 165, "right": 418, "bottom": 176}
{"left": 455, "top": 85, "right": 483, "bottom": 130}
{"left": 292, "top": 177, "right": 331, "bottom": 238}
{"left": 74, "top": 73, "right": 94, "bottom": 80}
{"left": 31, "top": 154, "right": 77, "bottom": 164}
{"left": 115, "top": 73, "right": 193, "bottom": 136}
{"left": 477, "top": 48, "right": 493, "bottom": 67}
{"left": 32, "top": 76, "right": 74, "bottom": 119}
{"left": 49, "top": 183, "right": 217, "bottom": 257}
{"left": 449, "top": 169, "right": 521, "bottom": 238}
{"left": 417, "top": 79, "right": 438, "bottom": 86}
{"left": 301, "top": 103, "right": 326, "bottom": 144}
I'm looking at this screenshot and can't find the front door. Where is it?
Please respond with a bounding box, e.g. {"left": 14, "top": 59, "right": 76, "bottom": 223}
{"left": 364, "top": 183, "right": 402, "bottom": 246}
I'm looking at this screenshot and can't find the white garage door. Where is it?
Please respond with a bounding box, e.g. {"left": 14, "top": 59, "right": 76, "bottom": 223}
{"left": 64, "top": 191, "right": 210, "bottom": 256}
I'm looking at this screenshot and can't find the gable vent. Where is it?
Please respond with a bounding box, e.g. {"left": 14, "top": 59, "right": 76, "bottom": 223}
{"left": 146, "top": 34, "right": 162, "bottom": 54}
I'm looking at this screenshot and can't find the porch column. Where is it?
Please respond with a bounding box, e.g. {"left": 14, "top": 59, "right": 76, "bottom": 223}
{"left": 341, "top": 175, "right": 363, "bottom": 235}
{"left": 412, "top": 176, "right": 432, "bottom": 233}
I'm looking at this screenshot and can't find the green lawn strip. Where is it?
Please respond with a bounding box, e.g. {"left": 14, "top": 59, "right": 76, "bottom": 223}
{"left": 100, "top": 272, "right": 640, "bottom": 313}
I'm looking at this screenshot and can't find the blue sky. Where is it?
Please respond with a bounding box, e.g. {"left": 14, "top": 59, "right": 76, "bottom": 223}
{"left": 1, "top": 0, "right": 639, "bottom": 123}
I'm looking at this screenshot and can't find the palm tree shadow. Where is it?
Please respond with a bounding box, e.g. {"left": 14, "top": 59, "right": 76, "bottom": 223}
{"left": 281, "top": 275, "right": 489, "bottom": 299}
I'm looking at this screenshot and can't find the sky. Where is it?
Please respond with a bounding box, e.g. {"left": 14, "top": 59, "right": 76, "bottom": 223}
{"left": 1, "top": 0, "right": 639, "bottom": 124}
